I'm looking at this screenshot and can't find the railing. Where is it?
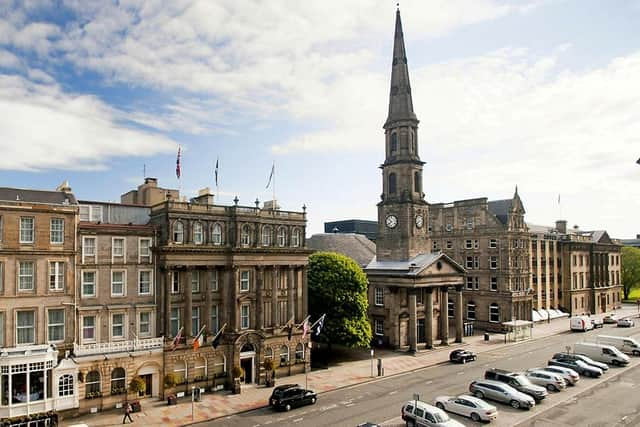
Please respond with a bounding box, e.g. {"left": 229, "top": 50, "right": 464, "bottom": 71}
{"left": 150, "top": 200, "right": 305, "bottom": 220}
{"left": 74, "top": 337, "right": 164, "bottom": 356}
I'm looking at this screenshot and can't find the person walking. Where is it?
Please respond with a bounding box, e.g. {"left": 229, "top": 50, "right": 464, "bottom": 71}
{"left": 122, "top": 403, "right": 134, "bottom": 424}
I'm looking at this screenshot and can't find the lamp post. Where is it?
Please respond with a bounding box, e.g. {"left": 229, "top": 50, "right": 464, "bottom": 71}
{"left": 370, "top": 348, "right": 374, "bottom": 377}
{"left": 191, "top": 386, "right": 195, "bottom": 422}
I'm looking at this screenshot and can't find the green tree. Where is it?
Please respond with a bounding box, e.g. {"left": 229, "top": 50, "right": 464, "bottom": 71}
{"left": 622, "top": 246, "right": 640, "bottom": 300}
{"left": 308, "top": 251, "right": 372, "bottom": 348}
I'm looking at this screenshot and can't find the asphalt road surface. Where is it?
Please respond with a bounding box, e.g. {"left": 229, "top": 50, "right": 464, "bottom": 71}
{"left": 197, "top": 324, "right": 640, "bottom": 427}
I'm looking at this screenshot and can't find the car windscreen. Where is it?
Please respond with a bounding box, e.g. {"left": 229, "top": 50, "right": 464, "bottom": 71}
{"left": 432, "top": 412, "right": 450, "bottom": 422}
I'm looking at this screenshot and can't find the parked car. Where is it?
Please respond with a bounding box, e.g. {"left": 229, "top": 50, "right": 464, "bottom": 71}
{"left": 574, "top": 342, "right": 629, "bottom": 366}
{"left": 531, "top": 366, "right": 580, "bottom": 386}
{"left": 603, "top": 314, "right": 619, "bottom": 324}
{"left": 596, "top": 335, "right": 640, "bottom": 356}
{"left": 591, "top": 317, "right": 604, "bottom": 328}
{"left": 449, "top": 349, "right": 477, "bottom": 364}
{"left": 552, "top": 352, "right": 609, "bottom": 372}
{"left": 523, "top": 370, "right": 566, "bottom": 392}
{"left": 484, "top": 368, "right": 548, "bottom": 402}
{"left": 356, "top": 423, "right": 380, "bottom": 427}
{"left": 401, "top": 399, "right": 465, "bottom": 427}
{"left": 434, "top": 394, "right": 498, "bottom": 422}
{"left": 570, "top": 316, "right": 594, "bottom": 332}
{"left": 548, "top": 358, "right": 603, "bottom": 378}
{"left": 469, "top": 379, "right": 535, "bottom": 410}
{"left": 269, "top": 384, "right": 317, "bottom": 411}
{"left": 617, "top": 318, "right": 635, "bottom": 328}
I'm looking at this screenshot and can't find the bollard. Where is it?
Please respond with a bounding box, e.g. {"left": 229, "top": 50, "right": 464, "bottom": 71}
{"left": 484, "top": 332, "right": 490, "bottom": 341}
{"left": 377, "top": 358, "right": 383, "bottom": 376}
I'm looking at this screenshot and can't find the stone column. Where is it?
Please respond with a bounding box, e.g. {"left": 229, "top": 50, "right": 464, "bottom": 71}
{"left": 272, "top": 266, "right": 279, "bottom": 327}
{"left": 287, "top": 266, "right": 295, "bottom": 322}
{"left": 231, "top": 266, "right": 239, "bottom": 331}
{"left": 408, "top": 290, "right": 417, "bottom": 353}
{"left": 425, "top": 288, "right": 433, "bottom": 349}
{"left": 256, "top": 266, "right": 264, "bottom": 330}
{"left": 164, "top": 269, "right": 172, "bottom": 337}
{"left": 440, "top": 286, "right": 449, "bottom": 345}
{"left": 184, "top": 267, "right": 193, "bottom": 338}
{"left": 220, "top": 267, "right": 228, "bottom": 329}
{"left": 295, "top": 267, "right": 303, "bottom": 320}
{"left": 455, "top": 285, "right": 463, "bottom": 343}
{"left": 204, "top": 268, "right": 213, "bottom": 334}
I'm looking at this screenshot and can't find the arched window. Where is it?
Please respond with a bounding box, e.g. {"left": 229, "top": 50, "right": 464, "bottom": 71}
{"left": 466, "top": 302, "right": 476, "bottom": 320}
{"left": 291, "top": 228, "right": 300, "bottom": 247}
{"left": 390, "top": 132, "right": 398, "bottom": 154}
{"left": 277, "top": 227, "right": 287, "bottom": 247}
{"left": 241, "top": 225, "right": 251, "bottom": 246}
{"left": 212, "top": 355, "right": 226, "bottom": 377}
{"left": 279, "top": 345, "right": 289, "bottom": 366}
{"left": 193, "top": 357, "right": 207, "bottom": 381}
{"left": 173, "top": 221, "right": 184, "bottom": 244}
{"left": 58, "top": 374, "right": 74, "bottom": 397}
{"left": 388, "top": 173, "right": 397, "bottom": 194}
{"left": 414, "top": 171, "right": 421, "bottom": 194}
{"left": 489, "top": 303, "right": 500, "bottom": 323}
{"left": 85, "top": 371, "right": 101, "bottom": 398}
{"left": 110, "top": 367, "right": 126, "bottom": 395}
{"left": 264, "top": 347, "right": 273, "bottom": 361}
{"left": 193, "top": 222, "right": 203, "bottom": 244}
{"left": 262, "top": 225, "right": 272, "bottom": 246}
{"left": 211, "top": 223, "right": 222, "bottom": 245}
{"left": 173, "top": 360, "right": 187, "bottom": 384}
{"left": 295, "top": 343, "right": 304, "bottom": 362}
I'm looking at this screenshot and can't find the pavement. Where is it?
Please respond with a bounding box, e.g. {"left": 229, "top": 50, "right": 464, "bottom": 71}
{"left": 65, "top": 305, "right": 640, "bottom": 427}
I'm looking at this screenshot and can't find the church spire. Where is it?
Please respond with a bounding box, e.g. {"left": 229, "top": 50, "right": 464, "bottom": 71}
{"left": 385, "top": 8, "right": 418, "bottom": 128}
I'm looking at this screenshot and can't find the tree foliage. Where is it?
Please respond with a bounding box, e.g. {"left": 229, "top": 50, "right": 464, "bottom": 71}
{"left": 622, "top": 246, "right": 640, "bottom": 300}
{"left": 129, "top": 377, "right": 146, "bottom": 394}
{"left": 308, "top": 251, "right": 372, "bottom": 348}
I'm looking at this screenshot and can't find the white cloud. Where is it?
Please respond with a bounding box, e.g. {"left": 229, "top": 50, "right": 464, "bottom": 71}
{"left": 0, "top": 75, "right": 177, "bottom": 171}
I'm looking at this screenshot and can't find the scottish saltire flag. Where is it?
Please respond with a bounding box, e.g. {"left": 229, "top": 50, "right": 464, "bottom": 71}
{"left": 176, "top": 146, "right": 182, "bottom": 179}
{"left": 214, "top": 158, "right": 219, "bottom": 186}
{"left": 265, "top": 162, "right": 274, "bottom": 189}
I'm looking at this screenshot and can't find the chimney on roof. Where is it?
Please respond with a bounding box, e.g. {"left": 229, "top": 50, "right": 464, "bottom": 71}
{"left": 191, "top": 187, "right": 214, "bottom": 205}
{"left": 555, "top": 220, "right": 567, "bottom": 234}
{"left": 144, "top": 177, "right": 158, "bottom": 186}
{"left": 56, "top": 180, "right": 72, "bottom": 193}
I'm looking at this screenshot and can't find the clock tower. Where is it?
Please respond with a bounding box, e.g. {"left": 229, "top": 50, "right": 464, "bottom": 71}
{"left": 376, "top": 8, "right": 429, "bottom": 262}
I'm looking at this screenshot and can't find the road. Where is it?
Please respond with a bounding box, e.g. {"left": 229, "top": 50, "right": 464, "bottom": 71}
{"left": 197, "top": 324, "right": 640, "bottom": 427}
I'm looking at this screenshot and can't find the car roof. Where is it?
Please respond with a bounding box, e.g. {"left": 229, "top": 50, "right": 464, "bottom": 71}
{"left": 475, "top": 379, "right": 507, "bottom": 387}
{"left": 274, "top": 384, "right": 300, "bottom": 391}
{"left": 404, "top": 400, "right": 445, "bottom": 414}
{"left": 456, "top": 395, "right": 490, "bottom": 406}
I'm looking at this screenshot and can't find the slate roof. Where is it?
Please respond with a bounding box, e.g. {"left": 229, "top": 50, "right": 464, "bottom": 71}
{"left": 0, "top": 187, "right": 77, "bottom": 205}
{"left": 487, "top": 199, "right": 511, "bottom": 225}
{"left": 365, "top": 252, "right": 465, "bottom": 277}
{"left": 306, "top": 233, "right": 376, "bottom": 267}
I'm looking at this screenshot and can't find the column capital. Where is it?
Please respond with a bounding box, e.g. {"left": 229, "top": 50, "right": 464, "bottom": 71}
{"left": 455, "top": 284, "right": 464, "bottom": 293}
{"left": 424, "top": 287, "right": 433, "bottom": 294}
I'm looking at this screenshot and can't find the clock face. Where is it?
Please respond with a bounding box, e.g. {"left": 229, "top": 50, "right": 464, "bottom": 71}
{"left": 415, "top": 214, "right": 424, "bottom": 228}
{"left": 385, "top": 215, "right": 398, "bottom": 229}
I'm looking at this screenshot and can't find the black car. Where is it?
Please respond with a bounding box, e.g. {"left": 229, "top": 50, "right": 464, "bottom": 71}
{"left": 449, "top": 349, "right": 477, "bottom": 364}
{"left": 269, "top": 384, "right": 317, "bottom": 411}
{"left": 551, "top": 352, "right": 609, "bottom": 372}
{"left": 548, "top": 358, "right": 602, "bottom": 378}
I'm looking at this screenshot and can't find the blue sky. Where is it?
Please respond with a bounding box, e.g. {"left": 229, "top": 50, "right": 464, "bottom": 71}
{"left": 1, "top": 0, "right": 639, "bottom": 237}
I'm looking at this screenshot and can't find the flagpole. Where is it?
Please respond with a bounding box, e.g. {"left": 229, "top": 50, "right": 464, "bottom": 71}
{"left": 273, "top": 161, "right": 276, "bottom": 207}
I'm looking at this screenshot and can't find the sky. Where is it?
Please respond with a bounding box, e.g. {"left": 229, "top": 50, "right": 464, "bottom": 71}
{"left": 1, "top": 0, "right": 639, "bottom": 238}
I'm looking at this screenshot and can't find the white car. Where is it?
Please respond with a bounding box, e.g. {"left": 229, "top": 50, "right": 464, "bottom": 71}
{"left": 434, "top": 394, "right": 498, "bottom": 422}
{"left": 531, "top": 366, "right": 580, "bottom": 386}
{"left": 617, "top": 318, "right": 635, "bottom": 328}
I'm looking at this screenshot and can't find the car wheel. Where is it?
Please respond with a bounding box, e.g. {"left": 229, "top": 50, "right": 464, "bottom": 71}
{"left": 310, "top": 397, "right": 316, "bottom": 404}
{"left": 510, "top": 400, "right": 520, "bottom": 409}
{"left": 285, "top": 404, "right": 291, "bottom": 411}
{"left": 474, "top": 391, "right": 484, "bottom": 399}
{"left": 436, "top": 402, "right": 445, "bottom": 410}
{"left": 471, "top": 412, "right": 481, "bottom": 422}
{"left": 547, "top": 384, "right": 556, "bottom": 392}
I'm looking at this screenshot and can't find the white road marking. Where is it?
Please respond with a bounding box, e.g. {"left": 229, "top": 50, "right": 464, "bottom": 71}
{"left": 389, "top": 390, "right": 399, "bottom": 395}
{"left": 346, "top": 403, "right": 355, "bottom": 407}
{"left": 321, "top": 404, "right": 337, "bottom": 411}
{"left": 293, "top": 418, "right": 303, "bottom": 423}
{"left": 426, "top": 380, "right": 433, "bottom": 385}
{"left": 457, "top": 371, "right": 464, "bottom": 375}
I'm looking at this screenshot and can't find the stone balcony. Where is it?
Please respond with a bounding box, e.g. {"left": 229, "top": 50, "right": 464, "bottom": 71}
{"left": 74, "top": 337, "right": 164, "bottom": 357}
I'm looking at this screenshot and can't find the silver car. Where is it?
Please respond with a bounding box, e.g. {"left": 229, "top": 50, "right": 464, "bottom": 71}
{"left": 524, "top": 370, "right": 566, "bottom": 392}
{"left": 469, "top": 379, "right": 535, "bottom": 410}
{"left": 532, "top": 366, "right": 580, "bottom": 386}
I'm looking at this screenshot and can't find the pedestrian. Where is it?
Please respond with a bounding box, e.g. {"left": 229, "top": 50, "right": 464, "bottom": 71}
{"left": 122, "top": 402, "right": 133, "bottom": 424}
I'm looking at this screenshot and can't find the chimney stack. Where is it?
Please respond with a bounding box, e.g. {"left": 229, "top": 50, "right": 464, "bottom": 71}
{"left": 555, "top": 220, "right": 567, "bottom": 234}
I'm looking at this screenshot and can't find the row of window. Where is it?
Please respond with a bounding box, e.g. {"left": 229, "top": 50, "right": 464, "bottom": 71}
{"left": 81, "top": 236, "right": 152, "bottom": 263}
{"left": 81, "top": 311, "right": 153, "bottom": 343}
{"left": 464, "top": 256, "right": 499, "bottom": 270}
{"left": 172, "top": 221, "right": 302, "bottom": 248}
{"left": 0, "top": 216, "right": 66, "bottom": 245}
{"left": 0, "top": 261, "right": 67, "bottom": 293}
{"left": 170, "top": 305, "right": 221, "bottom": 337}
{"left": 0, "top": 310, "right": 66, "bottom": 346}
{"left": 386, "top": 171, "right": 422, "bottom": 195}
{"left": 80, "top": 269, "right": 153, "bottom": 298}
